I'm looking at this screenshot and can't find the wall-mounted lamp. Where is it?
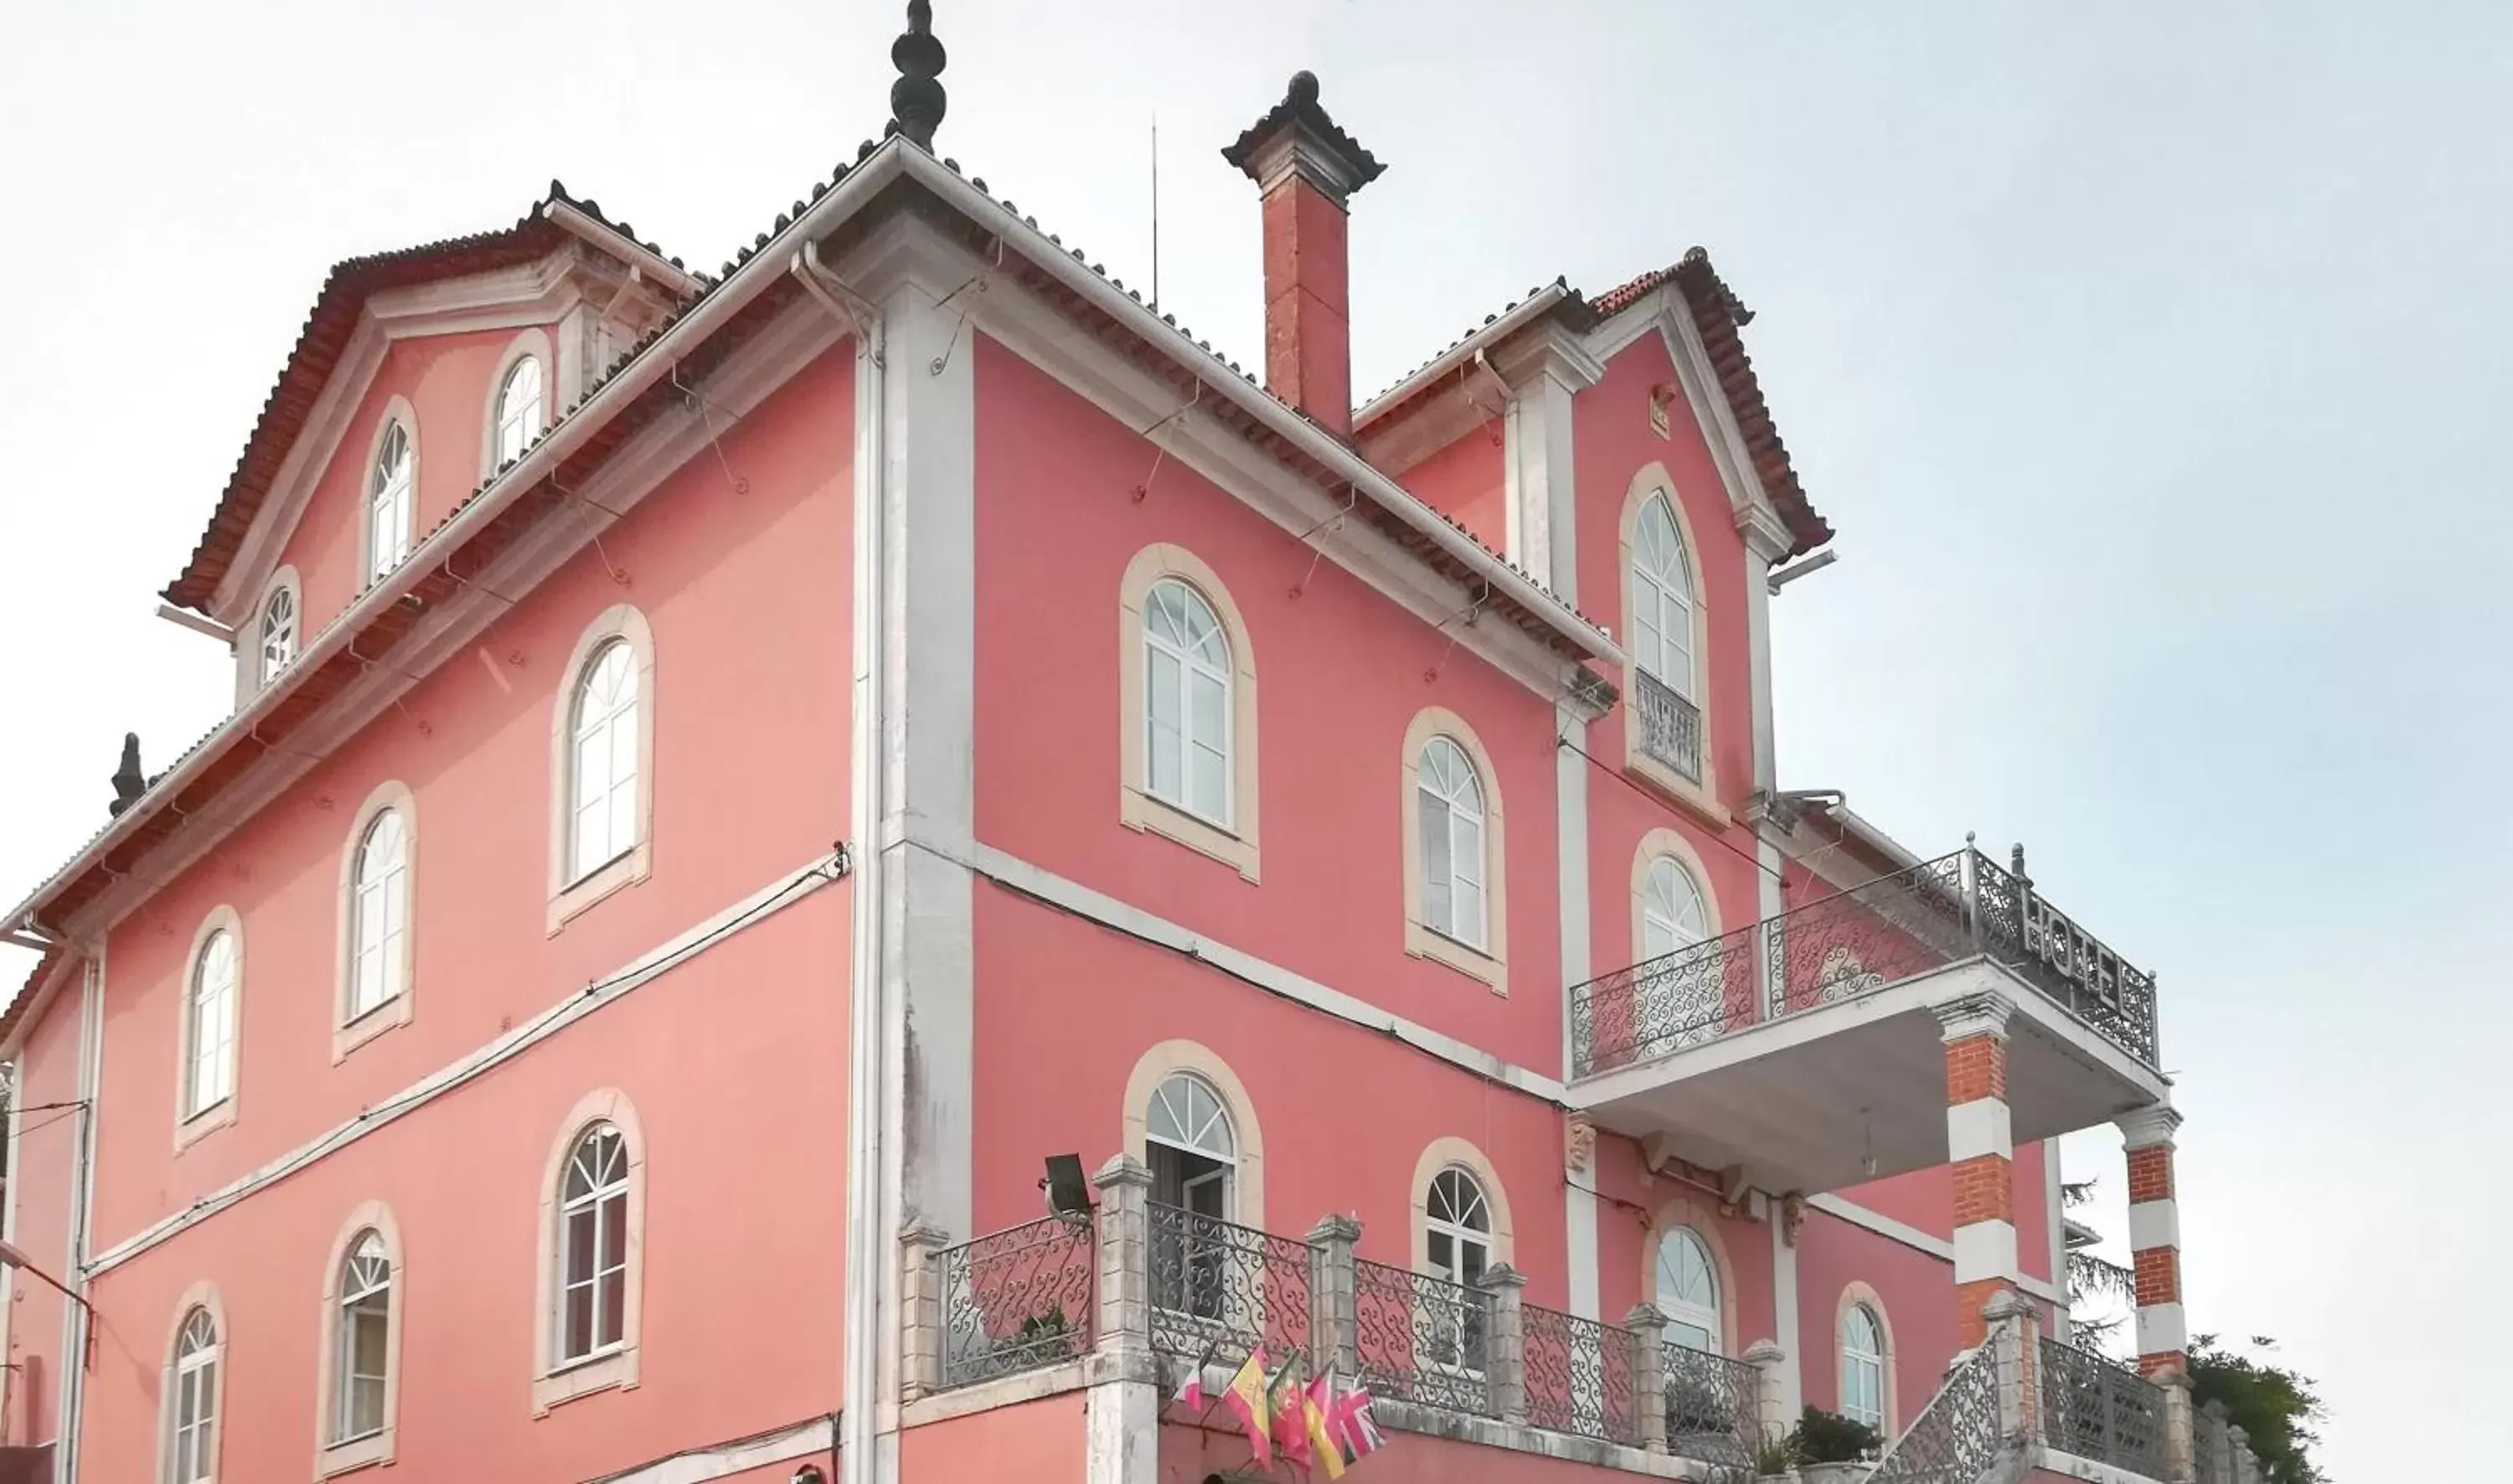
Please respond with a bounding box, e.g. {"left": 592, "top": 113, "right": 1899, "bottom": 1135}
{"left": 792, "top": 1465, "right": 828, "bottom": 1484}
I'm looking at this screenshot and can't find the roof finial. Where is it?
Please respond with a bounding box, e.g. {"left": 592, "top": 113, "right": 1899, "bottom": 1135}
{"left": 109, "top": 733, "right": 144, "bottom": 818}
{"left": 887, "top": 1, "right": 948, "bottom": 151}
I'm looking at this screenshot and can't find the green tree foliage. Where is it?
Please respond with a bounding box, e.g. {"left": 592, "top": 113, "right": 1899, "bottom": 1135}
{"left": 2190, "top": 1333, "right": 2325, "bottom": 1484}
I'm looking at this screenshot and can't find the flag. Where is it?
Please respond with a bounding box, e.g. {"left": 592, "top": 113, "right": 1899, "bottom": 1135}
{"left": 1220, "top": 1348, "right": 1271, "bottom": 1468}
{"left": 1267, "top": 1354, "right": 1313, "bottom": 1475}
{"left": 1332, "top": 1386, "right": 1382, "bottom": 1461}
{"left": 1173, "top": 1335, "right": 1220, "bottom": 1411}
{"left": 1303, "top": 1375, "right": 1348, "bottom": 1480}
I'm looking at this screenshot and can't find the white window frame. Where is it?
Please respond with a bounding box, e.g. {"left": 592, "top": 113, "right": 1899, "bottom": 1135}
{"left": 1840, "top": 1302, "right": 1886, "bottom": 1432}
{"left": 364, "top": 403, "right": 418, "bottom": 585}
{"left": 533, "top": 1089, "right": 646, "bottom": 1414}
{"left": 1642, "top": 854, "right": 1710, "bottom": 961}
{"left": 1117, "top": 545, "right": 1262, "bottom": 881}
{"left": 493, "top": 356, "right": 547, "bottom": 470}
{"left": 1631, "top": 492, "right": 1696, "bottom": 698}
{"left": 174, "top": 909, "right": 244, "bottom": 1148}
{"left": 314, "top": 1203, "right": 404, "bottom": 1476}
{"left": 482, "top": 327, "right": 556, "bottom": 481}
{"left": 1617, "top": 464, "right": 1726, "bottom": 823}
{"left": 1122, "top": 1040, "right": 1268, "bottom": 1229}
{"left": 1834, "top": 1282, "right": 1899, "bottom": 1434}
{"left": 1655, "top": 1226, "right": 1723, "bottom": 1355}
{"left": 334, "top": 782, "right": 418, "bottom": 1062}
{"left": 255, "top": 568, "right": 301, "bottom": 689}
{"left": 1399, "top": 708, "right": 1509, "bottom": 993}
{"left": 160, "top": 1288, "right": 225, "bottom": 1484}
{"left": 1140, "top": 578, "right": 1235, "bottom": 829}
{"left": 548, "top": 605, "right": 656, "bottom": 931}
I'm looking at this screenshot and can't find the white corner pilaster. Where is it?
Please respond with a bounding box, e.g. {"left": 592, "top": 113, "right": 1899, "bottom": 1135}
{"left": 1769, "top": 1212, "right": 1802, "bottom": 1422}
{"left": 1494, "top": 327, "right": 1600, "bottom": 602}
{"left": 1556, "top": 696, "right": 1601, "bottom": 1322}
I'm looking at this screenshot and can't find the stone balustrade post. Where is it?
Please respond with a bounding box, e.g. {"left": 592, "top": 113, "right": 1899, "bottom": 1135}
{"left": 1742, "top": 1338, "right": 1788, "bottom": 1444}
{"left": 2226, "top": 1423, "right": 2254, "bottom": 1484}
{"left": 2159, "top": 1370, "right": 2196, "bottom": 1482}
{"left": 1307, "top": 1215, "right": 1361, "bottom": 1379}
{"left": 1979, "top": 1290, "right": 2037, "bottom": 1443}
{"left": 899, "top": 1220, "right": 951, "bottom": 1400}
{"left": 1478, "top": 1265, "right": 1529, "bottom": 1425}
{"left": 1624, "top": 1304, "right": 1669, "bottom": 1454}
{"left": 1092, "top": 1155, "right": 1153, "bottom": 1355}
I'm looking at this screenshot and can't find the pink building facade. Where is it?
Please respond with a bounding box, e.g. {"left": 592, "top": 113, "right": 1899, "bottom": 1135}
{"left": 0, "top": 15, "right": 2247, "bottom": 1484}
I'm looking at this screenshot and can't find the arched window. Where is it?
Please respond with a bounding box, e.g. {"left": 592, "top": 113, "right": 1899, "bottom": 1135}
{"left": 567, "top": 639, "right": 641, "bottom": 884}
{"left": 556, "top": 1122, "right": 632, "bottom": 1366}
{"left": 1840, "top": 1302, "right": 1886, "bottom": 1431}
{"left": 167, "top": 1306, "right": 219, "bottom": 1484}
{"left": 347, "top": 810, "right": 409, "bottom": 1023}
{"left": 1632, "top": 493, "right": 1695, "bottom": 698}
{"left": 1141, "top": 578, "right": 1232, "bottom": 827}
{"left": 1144, "top": 1072, "right": 1236, "bottom": 1216}
{"left": 1655, "top": 1227, "right": 1721, "bottom": 1353}
{"left": 368, "top": 420, "right": 415, "bottom": 581}
{"left": 1642, "top": 855, "right": 1709, "bottom": 960}
{"left": 493, "top": 356, "right": 545, "bottom": 468}
{"left": 1416, "top": 736, "right": 1488, "bottom": 951}
{"left": 333, "top": 1232, "right": 392, "bottom": 1443}
{"left": 258, "top": 584, "right": 296, "bottom": 685}
{"left": 1145, "top": 1072, "right": 1238, "bottom": 1322}
{"left": 184, "top": 929, "right": 239, "bottom": 1120}
{"left": 1424, "top": 1168, "right": 1492, "bottom": 1372}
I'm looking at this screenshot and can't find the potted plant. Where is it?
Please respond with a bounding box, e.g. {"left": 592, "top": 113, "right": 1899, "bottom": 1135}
{"left": 1785, "top": 1406, "right": 1882, "bottom": 1484}
{"left": 1747, "top": 1430, "right": 1799, "bottom": 1480}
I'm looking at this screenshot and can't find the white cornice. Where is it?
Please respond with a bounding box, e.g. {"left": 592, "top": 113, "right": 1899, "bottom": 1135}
{"left": 1355, "top": 284, "right": 1572, "bottom": 430}
{"left": 1489, "top": 318, "right": 1606, "bottom": 394}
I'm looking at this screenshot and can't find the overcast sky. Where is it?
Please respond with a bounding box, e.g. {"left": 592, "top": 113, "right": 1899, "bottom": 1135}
{"left": 3, "top": 3, "right": 2503, "bottom": 1472}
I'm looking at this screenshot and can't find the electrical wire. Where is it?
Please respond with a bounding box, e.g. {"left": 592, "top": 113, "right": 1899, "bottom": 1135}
{"left": 1554, "top": 730, "right": 1784, "bottom": 883}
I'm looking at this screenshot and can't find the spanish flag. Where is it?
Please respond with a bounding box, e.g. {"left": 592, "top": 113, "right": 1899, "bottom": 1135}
{"left": 1220, "top": 1347, "right": 1271, "bottom": 1467}
{"left": 1303, "top": 1375, "right": 1348, "bottom": 1479}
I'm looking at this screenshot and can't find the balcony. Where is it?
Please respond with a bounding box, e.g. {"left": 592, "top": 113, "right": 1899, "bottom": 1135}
{"left": 1568, "top": 847, "right": 2170, "bottom": 1194}
{"left": 904, "top": 1181, "right": 1768, "bottom": 1476}
{"left": 1632, "top": 671, "right": 1702, "bottom": 783}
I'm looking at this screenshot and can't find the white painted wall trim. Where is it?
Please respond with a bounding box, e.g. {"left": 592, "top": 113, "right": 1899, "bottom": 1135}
{"left": 82, "top": 849, "right": 847, "bottom": 1277}
{"left": 1770, "top": 1213, "right": 1803, "bottom": 1420}
{"left": 905, "top": 822, "right": 1570, "bottom": 1105}
{"left": 586, "top": 1414, "right": 836, "bottom": 1484}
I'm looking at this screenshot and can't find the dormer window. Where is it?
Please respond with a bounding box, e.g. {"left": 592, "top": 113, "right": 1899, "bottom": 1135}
{"left": 368, "top": 420, "right": 415, "bottom": 582}
{"left": 257, "top": 580, "right": 297, "bottom": 686}
{"left": 494, "top": 357, "right": 545, "bottom": 468}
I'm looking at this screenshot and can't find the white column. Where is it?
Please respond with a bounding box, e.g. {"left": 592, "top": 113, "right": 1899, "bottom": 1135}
{"left": 1556, "top": 693, "right": 1601, "bottom": 1323}
{"left": 1769, "top": 1206, "right": 1803, "bottom": 1421}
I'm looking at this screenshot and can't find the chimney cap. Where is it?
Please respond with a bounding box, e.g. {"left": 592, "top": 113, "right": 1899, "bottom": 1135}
{"left": 1222, "top": 70, "right": 1385, "bottom": 204}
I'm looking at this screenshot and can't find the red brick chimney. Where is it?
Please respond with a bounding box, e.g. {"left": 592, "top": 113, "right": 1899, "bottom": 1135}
{"left": 1223, "top": 72, "right": 1384, "bottom": 435}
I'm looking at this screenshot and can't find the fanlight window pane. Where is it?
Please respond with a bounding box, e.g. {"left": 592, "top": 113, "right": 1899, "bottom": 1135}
{"left": 1841, "top": 1304, "right": 1885, "bottom": 1429}
{"left": 1643, "top": 857, "right": 1709, "bottom": 960}
{"left": 1417, "top": 738, "right": 1487, "bottom": 949}
{"left": 1656, "top": 1228, "right": 1721, "bottom": 1353}
{"left": 171, "top": 1307, "right": 219, "bottom": 1484}
{"left": 259, "top": 586, "right": 297, "bottom": 684}
{"left": 495, "top": 357, "right": 545, "bottom": 467}
{"left": 568, "top": 641, "right": 641, "bottom": 882}
{"left": 369, "top": 422, "right": 415, "bottom": 581}
{"left": 348, "top": 811, "right": 409, "bottom": 1021}
{"left": 1633, "top": 495, "right": 1695, "bottom": 698}
{"left": 1141, "top": 580, "right": 1232, "bottom": 827}
{"left": 558, "top": 1124, "right": 631, "bottom": 1363}
{"left": 335, "top": 1232, "right": 392, "bottom": 1442}
{"left": 186, "top": 930, "right": 239, "bottom": 1117}
{"left": 1144, "top": 1074, "right": 1235, "bottom": 1162}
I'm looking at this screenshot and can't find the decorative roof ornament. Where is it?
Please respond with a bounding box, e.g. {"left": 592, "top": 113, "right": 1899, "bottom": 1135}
{"left": 887, "top": 1, "right": 948, "bottom": 151}
{"left": 108, "top": 734, "right": 144, "bottom": 818}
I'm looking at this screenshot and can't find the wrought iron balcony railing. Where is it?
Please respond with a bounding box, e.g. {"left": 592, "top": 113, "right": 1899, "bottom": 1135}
{"left": 2039, "top": 1338, "right": 2167, "bottom": 1476}
{"left": 1569, "top": 846, "right": 2160, "bottom": 1077}
{"left": 1867, "top": 1332, "right": 2002, "bottom": 1483}
{"left": 1661, "top": 1341, "right": 1759, "bottom": 1466}
{"left": 1353, "top": 1258, "right": 1498, "bottom": 1417}
{"left": 1146, "top": 1202, "right": 1316, "bottom": 1371}
{"left": 937, "top": 1214, "right": 1097, "bottom": 1389}
{"left": 1520, "top": 1302, "right": 1635, "bottom": 1445}
{"left": 1633, "top": 670, "right": 1703, "bottom": 783}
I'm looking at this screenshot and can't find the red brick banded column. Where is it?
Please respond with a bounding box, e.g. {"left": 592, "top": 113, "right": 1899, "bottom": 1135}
{"left": 2118, "top": 1102, "right": 2186, "bottom": 1378}
{"left": 1936, "top": 992, "right": 2019, "bottom": 1349}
